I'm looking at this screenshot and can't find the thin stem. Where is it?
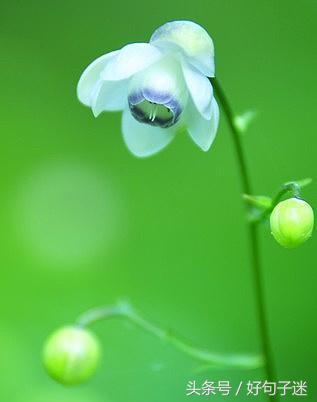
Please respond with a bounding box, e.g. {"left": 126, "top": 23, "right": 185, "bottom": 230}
{"left": 212, "top": 78, "right": 279, "bottom": 401}
{"left": 77, "top": 300, "right": 264, "bottom": 370}
{"left": 253, "top": 182, "right": 302, "bottom": 224}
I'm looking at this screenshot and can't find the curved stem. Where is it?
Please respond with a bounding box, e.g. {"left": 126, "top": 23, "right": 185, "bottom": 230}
{"left": 212, "top": 78, "right": 279, "bottom": 401}
{"left": 77, "top": 300, "right": 263, "bottom": 370}
{"left": 253, "top": 181, "right": 304, "bottom": 224}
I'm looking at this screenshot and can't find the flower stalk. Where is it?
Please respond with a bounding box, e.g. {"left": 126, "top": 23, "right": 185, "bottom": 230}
{"left": 212, "top": 77, "right": 279, "bottom": 401}
{"left": 76, "top": 300, "right": 264, "bottom": 370}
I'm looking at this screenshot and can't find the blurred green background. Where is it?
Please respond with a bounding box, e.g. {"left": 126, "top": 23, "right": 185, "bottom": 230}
{"left": 1, "top": 0, "right": 316, "bottom": 400}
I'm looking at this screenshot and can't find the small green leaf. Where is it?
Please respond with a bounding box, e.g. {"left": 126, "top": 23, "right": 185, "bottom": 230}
{"left": 243, "top": 194, "right": 273, "bottom": 210}
{"left": 246, "top": 208, "right": 264, "bottom": 223}
{"left": 234, "top": 110, "right": 258, "bottom": 134}
{"left": 294, "top": 177, "right": 312, "bottom": 189}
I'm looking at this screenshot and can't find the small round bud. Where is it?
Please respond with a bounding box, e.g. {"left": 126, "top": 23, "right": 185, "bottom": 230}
{"left": 43, "top": 326, "right": 101, "bottom": 385}
{"left": 270, "top": 198, "right": 314, "bottom": 248}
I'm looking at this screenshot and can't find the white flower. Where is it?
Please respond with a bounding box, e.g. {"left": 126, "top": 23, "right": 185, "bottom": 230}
{"left": 77, "top": 20, "right": 219, "bottom": 157}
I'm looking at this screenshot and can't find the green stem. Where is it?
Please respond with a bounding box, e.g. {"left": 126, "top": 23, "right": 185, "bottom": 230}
{"left": 253, "top": 181, "right": 302, "bottom": 223}
{"left": 77, "top": 300, "right": 263, "bottom": 370}
{"left": 212, "top": 78, "right": 279, "bottom": 401}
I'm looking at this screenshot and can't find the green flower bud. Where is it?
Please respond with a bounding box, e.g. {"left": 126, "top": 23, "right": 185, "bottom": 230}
{"left": 270, "top": 198, "right": 314, "bottom": 248}
{"left": 43, "top": 326, "right": 101, "bottom": 385}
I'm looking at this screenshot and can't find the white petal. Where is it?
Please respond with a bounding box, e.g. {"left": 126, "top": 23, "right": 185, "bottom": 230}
{"left": 150, "top": 21, "right": 215, "bottom": 77}
{"left": 92, "top": 79, "right": 129, "bottom": 116}
{"left": 101, "top": 43, "right": 162, "bottom": 81}
{"left": 186, "top": 97, "right": 219, "bottom": 151}
{"left": 77, "top": 50, "right": 119, "bottom": 106}
{"left": 182, "top": 61, "right": 213, "bottom": 119}
{"left": 121, "top": 108, "right": 176, "bottom": 157}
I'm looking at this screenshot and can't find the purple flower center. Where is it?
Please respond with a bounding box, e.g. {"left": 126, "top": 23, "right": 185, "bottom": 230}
{"left": 128, "top": 89, "right": 182, "bottom": 128}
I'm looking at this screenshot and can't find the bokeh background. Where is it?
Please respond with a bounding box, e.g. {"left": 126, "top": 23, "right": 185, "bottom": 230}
{"left": 1, "top": 0, "right": 316, "bottom": 400}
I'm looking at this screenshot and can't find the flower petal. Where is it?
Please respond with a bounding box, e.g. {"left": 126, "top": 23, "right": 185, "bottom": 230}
{"left": 92, "top": 79, "right": 129, "bottom": 116}
{"left": 186, "top": 97, "right": 219, "bottom": 151}
{"left": 182, "top": 61, "right": 213, "bottom": 120}
{"left": 101, "top": 43, "right": 162, "bottom": 81}
{"left": 150, "top": 21, "right": 215, "bottom": 77}
{"left": 121, "top": 108, "right": 176, "bottom": 157}
{"left": 77, "top": 50, "right": 119, "bottom": 106}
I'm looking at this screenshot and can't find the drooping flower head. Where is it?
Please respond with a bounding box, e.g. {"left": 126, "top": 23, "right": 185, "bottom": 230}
{"left": 77, "top": 21, "right": 219, "bottom": 157}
